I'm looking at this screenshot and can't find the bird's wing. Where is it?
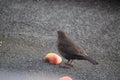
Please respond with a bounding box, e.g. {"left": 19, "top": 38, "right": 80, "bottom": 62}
{"left": 75, "top": 45, "right": 88, "bottom": 56}
{"left": 58, "top": 40, "right": 86, "bottom": 57}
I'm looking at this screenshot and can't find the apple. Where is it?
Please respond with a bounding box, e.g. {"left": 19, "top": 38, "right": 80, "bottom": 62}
{"left": 59, "top": 76, "right": 72, "bottom": 80}
{"left": 44, "top": 53, "right": 62, "bottom": 65}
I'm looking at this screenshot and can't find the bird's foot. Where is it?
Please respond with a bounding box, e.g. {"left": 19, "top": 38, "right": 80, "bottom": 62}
{"left": 64, "top": 63, "right": 73, "bottom": 67}
{"left": 59, "top": 64, "right": 71, "bottom": 69}
{"left": 33, "top": 0, "right": 40, "bottom": 2}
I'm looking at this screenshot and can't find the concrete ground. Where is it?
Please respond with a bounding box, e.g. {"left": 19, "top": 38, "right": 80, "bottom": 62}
{"left": 0, "top": 0, "right": 120, "bottom": 80}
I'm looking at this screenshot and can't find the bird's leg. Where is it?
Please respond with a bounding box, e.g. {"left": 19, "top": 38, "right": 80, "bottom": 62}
{"left": 69, "top": 60, "right": 73, "bottom": 64}
{"left": 65, "top": 60, "right": 73, "bottom": 67}
{"left": 59, "top": 60, "right": 72, "bottom": 68}
{"left": 59, "top": 61, "right": 70, "bottom": 68}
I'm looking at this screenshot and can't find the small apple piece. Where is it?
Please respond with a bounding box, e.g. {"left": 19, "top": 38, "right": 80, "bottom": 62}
{"left": 59, "top": 76, "right": 72, "bottom": 80}
{"left": 44, "top": 53, "right": 62, "bottom": 65}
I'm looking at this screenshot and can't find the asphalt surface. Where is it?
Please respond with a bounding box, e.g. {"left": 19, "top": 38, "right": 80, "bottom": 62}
{"left": 0, "top": 0, "right": 120, "bottom": 80}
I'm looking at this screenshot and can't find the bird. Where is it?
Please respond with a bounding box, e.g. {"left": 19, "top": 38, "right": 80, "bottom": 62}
{"left": 57, "top": 30, "right": 98, "bottom": 67}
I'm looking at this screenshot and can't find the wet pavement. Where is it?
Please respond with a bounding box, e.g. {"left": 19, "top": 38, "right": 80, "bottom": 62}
{"left": 0, "top": 0, "right": 120, "bottom": 80}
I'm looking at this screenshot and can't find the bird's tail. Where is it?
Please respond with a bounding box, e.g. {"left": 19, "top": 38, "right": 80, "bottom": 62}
{"left": 83, "top": 56, "right": 98, "bottom": 65}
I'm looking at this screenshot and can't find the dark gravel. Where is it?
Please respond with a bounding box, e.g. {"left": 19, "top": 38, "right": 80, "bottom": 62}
{"left": 0, "top": 0, "right": 120, "bottom": 80}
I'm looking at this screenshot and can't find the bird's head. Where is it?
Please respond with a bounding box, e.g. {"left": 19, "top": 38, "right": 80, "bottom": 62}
{"left": 57, "top": 30, "right": 65, "bottom": 35}
{"left": 57, "top": 30, "right": 67, "bottom": 38}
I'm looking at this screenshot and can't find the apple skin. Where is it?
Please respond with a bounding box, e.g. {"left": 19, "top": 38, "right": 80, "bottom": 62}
{"left": 59, "top": 76, "right": 72, "bottom": 80}
{"left": 44, "top": 53, "right": 62, "bottom": 65}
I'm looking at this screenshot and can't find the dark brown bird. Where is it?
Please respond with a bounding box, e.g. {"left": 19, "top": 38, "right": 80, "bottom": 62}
{"left": 57, "top": 30, "right": 98, "bottom": 67}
